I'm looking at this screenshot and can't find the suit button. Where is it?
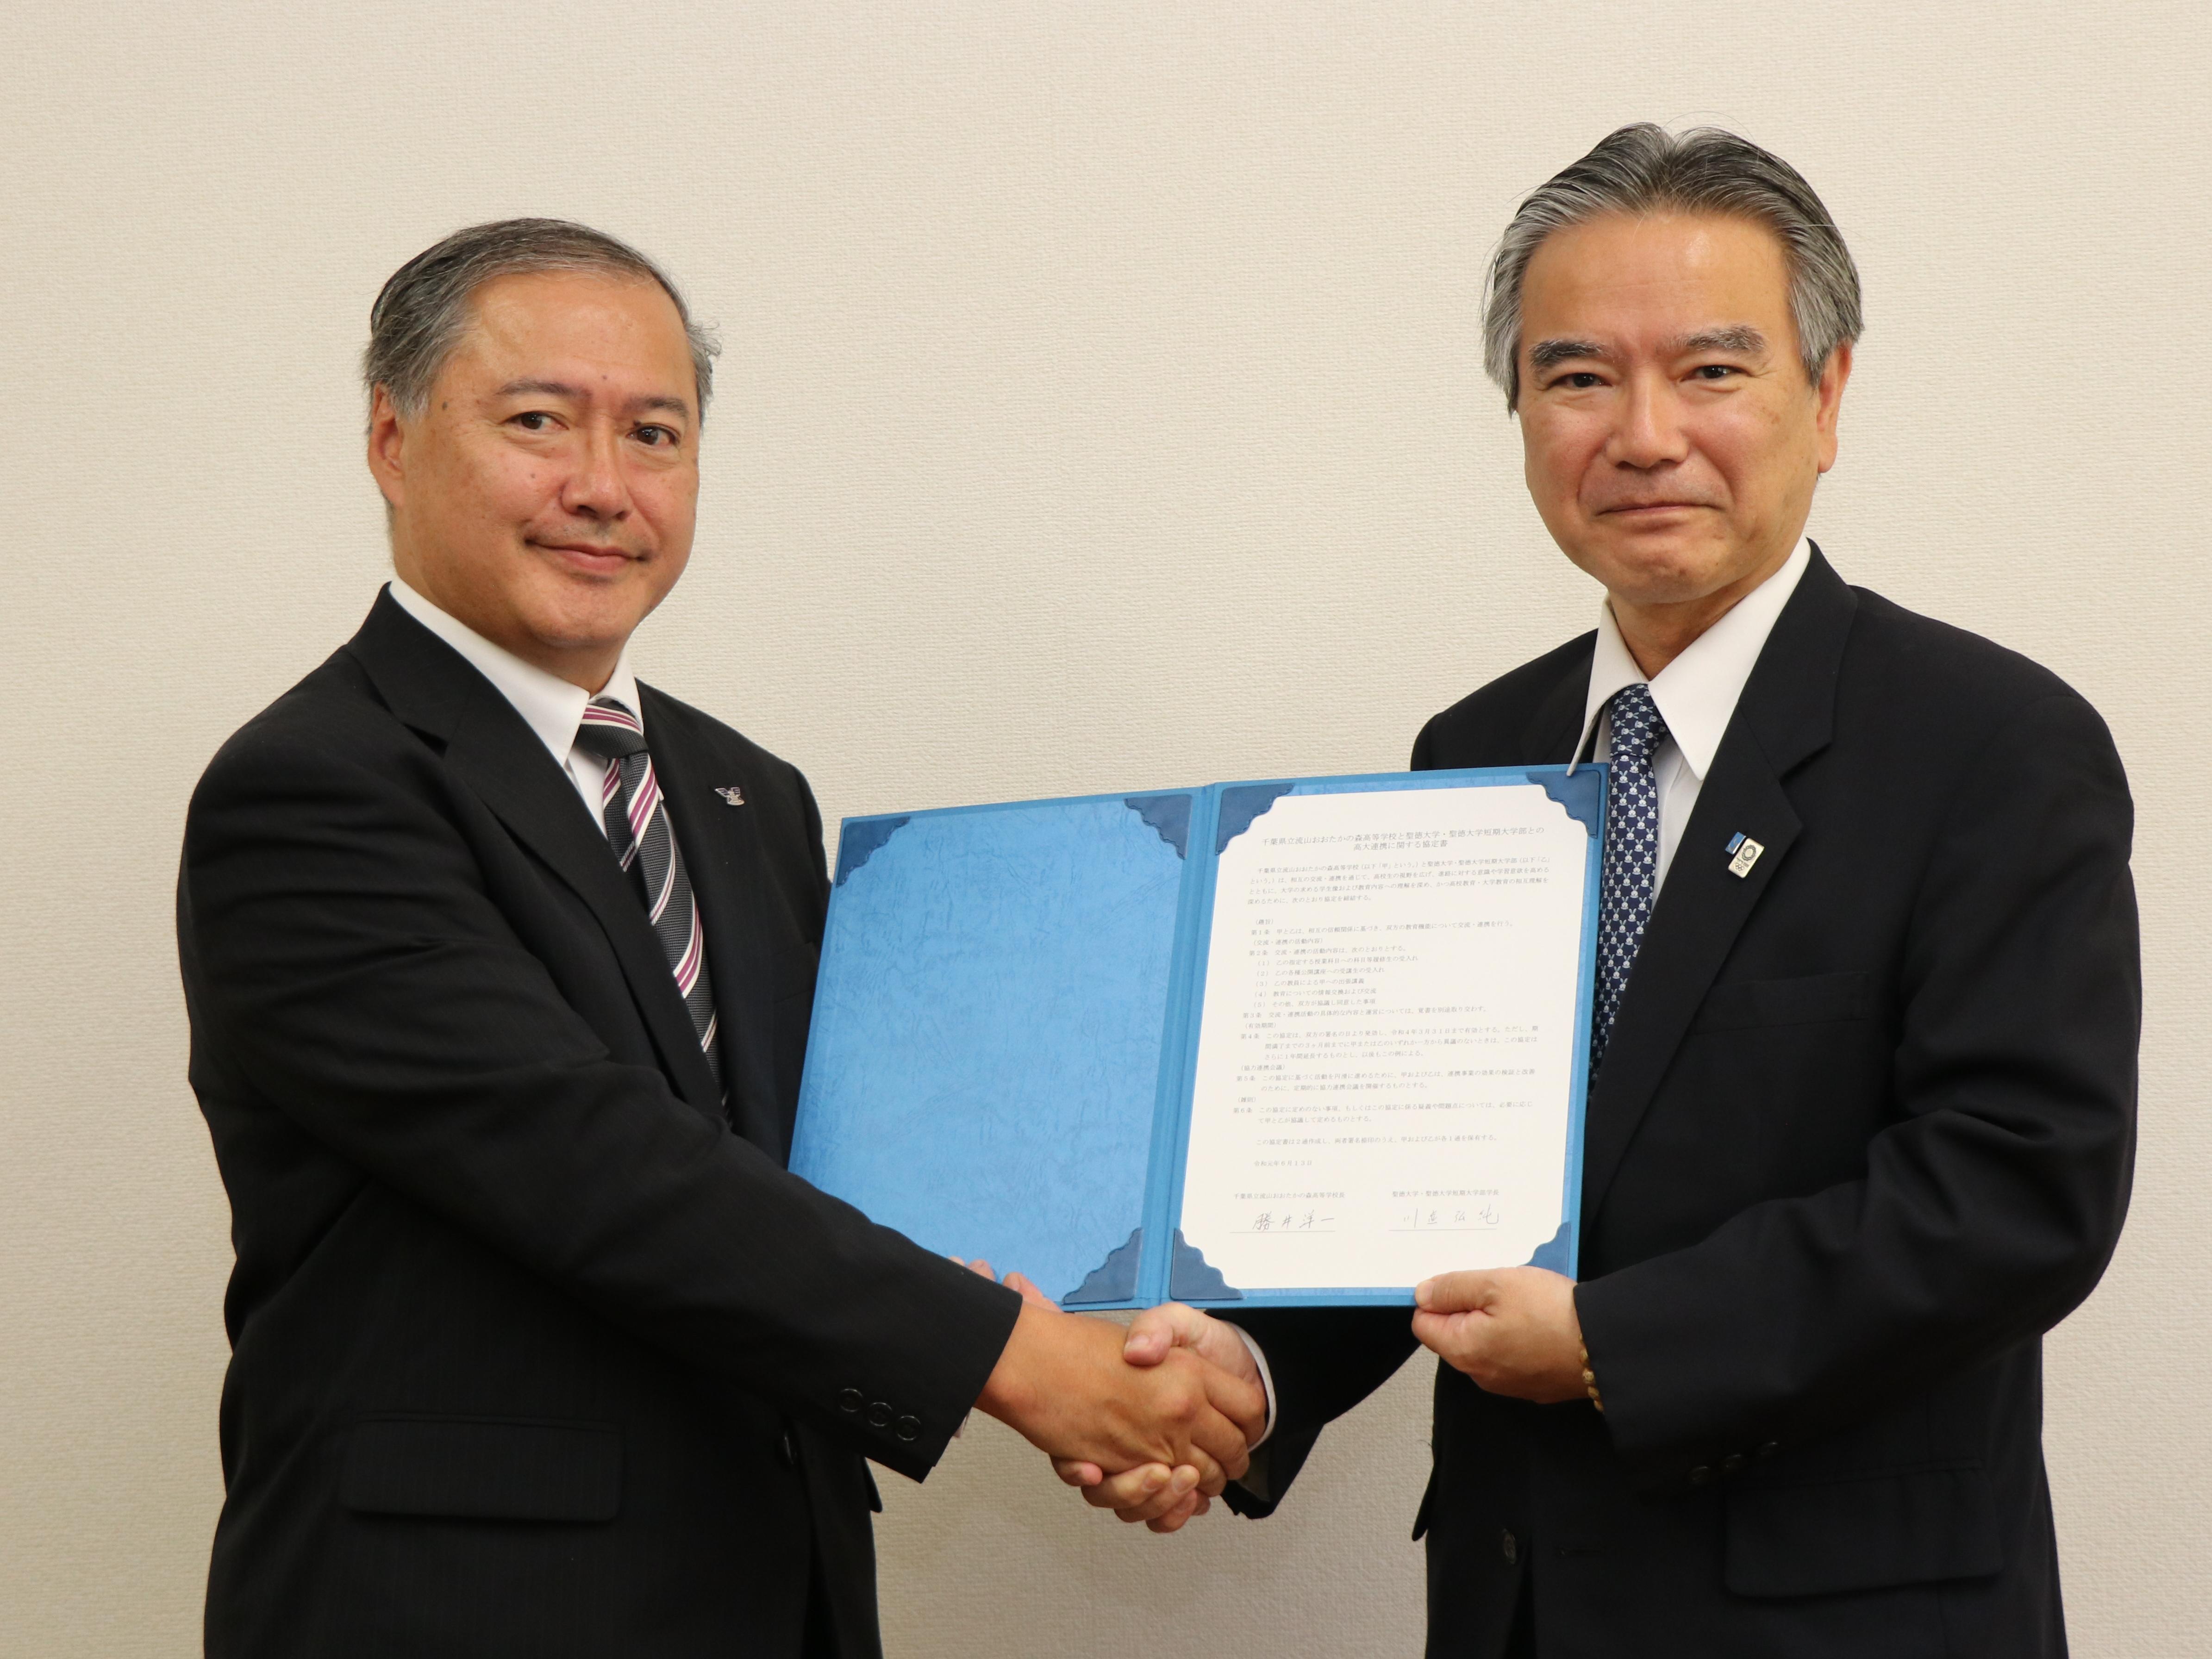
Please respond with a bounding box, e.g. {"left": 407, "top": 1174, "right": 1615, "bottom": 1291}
{"left": 1756, "top": 1441, "right": 1781, "bottom": 1460}
{"left": 837, "top": 1389, "right": 863, "bottom": 1414}
{"left": 779, "top": 1429, "right": 800, "bottom": 1468}
{"left": 867, "top": 1400, "right": 894, "bottom": 1429}
{"left": 894, "top": 1415, "right": 921, "bottom": 1442}
{"left": 1688, "top": 1465, "right": 1714, "bottom": 1486}
{"left": 1720, "top": 1453, "right": 1746, "bottom": 1475}
{"left": 1500, "top": 1529, "right": 1519, "bottom": 1565}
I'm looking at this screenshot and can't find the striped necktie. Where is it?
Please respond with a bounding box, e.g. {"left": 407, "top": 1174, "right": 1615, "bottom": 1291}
{"left": 573, "top": 697, "right": 721, "bottom": 1084}
{"left": 1591, "top": 683, "right": 1669, "bottom": 1078}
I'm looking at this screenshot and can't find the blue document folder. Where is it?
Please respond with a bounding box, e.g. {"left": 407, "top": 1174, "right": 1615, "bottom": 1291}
{"left": 789, "top": 767, "right": 1605, "bottom": 1310}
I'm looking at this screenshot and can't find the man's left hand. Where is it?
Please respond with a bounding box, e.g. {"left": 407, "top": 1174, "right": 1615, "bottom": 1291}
{"left": 1411, "top": 1266, "right": 1590, "bottom": 1403}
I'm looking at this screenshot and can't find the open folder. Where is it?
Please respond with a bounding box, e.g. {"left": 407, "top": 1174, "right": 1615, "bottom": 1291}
{"left": 788, "top": 766, "right": 1605, "bottom": 1310}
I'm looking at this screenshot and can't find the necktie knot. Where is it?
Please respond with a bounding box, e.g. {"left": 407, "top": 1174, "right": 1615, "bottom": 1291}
{"left": 1608, "top": 683, "right": 1668, "bottom": 766}
{"left": 575, "top": 697, "right": 649, "bottom": 762}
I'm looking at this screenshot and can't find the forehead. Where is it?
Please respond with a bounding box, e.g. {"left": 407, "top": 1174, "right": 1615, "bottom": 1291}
{"left": 1519, "top": 212, "right": 1793, "bottom": 341}
{"left": 446, "top": 270, "right": 694, "bottom": 393}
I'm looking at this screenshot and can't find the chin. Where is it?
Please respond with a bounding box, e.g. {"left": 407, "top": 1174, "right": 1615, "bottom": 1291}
{"left": 518, "top": 592, "right": 643, "bottom": 655}
{"left": 1587, "top": 531, "right": 1735, "bottom": 601}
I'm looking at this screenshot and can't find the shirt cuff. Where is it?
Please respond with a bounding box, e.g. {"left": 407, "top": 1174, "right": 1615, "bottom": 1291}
{"left": 1230, "top": 1324, "right": 1279, "bottom": 1448}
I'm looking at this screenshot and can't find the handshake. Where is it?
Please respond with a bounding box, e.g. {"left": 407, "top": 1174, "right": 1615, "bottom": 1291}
{"left": 962, "top": 1258, "right": 1594, "bottom": 1532}
{"left": 962, "top": 1264, "right": 1266, "bottom": 1534}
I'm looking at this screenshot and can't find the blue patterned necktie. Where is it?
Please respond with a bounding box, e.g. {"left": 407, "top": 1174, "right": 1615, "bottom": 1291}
{"left": 573, "top": 697, "right": 722, "bottom": 1085}
{"left": 1592, "top": 683, "right": 1669, "bottom": 1077}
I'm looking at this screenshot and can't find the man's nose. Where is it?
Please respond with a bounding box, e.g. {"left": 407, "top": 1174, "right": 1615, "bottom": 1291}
{"left": 560, "top": 426, "right": 631, "bottom": 520}
{"left": 1606, "top": 373, "right": 1690, "bottom": 471}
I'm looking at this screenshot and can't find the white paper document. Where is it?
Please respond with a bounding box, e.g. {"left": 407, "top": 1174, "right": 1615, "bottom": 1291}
{"left": 1177, "top": 782, "right": 1597, "bottom": 1291}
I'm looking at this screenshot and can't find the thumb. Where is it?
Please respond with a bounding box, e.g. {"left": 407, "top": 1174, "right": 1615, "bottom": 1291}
{"left": 1121, "top": 1305, "right": 1181, "bottom": 1366}
{"left": 1125, "top": 1302, "right": 1246, "bottom": 1373}
{"left": 1415, "top": 1271, "right": 1495, "bottom": 1314}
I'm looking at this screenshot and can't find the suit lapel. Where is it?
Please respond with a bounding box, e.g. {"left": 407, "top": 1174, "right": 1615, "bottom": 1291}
{"left": 642, "top": 688, "right": 790, "bottom": 1163}
{"left": 1578, "top": 549, "right": 1857, "bottom": 1216}
{"left": 346, "top": 593, "right": 726, "bottom": 1121}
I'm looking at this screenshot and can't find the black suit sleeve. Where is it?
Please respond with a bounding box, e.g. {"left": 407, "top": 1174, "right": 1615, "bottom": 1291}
{"left": 793, "top": 748, "right": 831, "bottom": 900}
{"left": 180, "top": 721, "right": 1019, "bottom": 1480}
{"left": 1577, "top": 692, "right": 2138, "bottom": 1486}
{"left": 1408, "top": 714, "right": 1446, "bottom": 773}
{"left": 1216, "top": 1307, "right": 1421, "bottom": 1516}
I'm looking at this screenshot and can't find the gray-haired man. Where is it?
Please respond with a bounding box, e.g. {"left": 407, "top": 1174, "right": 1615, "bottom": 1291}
{"left": 1064, "top": 125, "right": 2138, "bottom": 1659}
{"left": 181, "top": 218, "right": 1262, "bottom": 1659}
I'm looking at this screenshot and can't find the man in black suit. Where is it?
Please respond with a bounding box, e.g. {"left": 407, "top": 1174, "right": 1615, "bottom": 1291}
{"left": 1064, "top": 127, "right": 2137, "bottom": 1656}
{"left": 179, "top": 219, "right": 1262, "bottom": 1659}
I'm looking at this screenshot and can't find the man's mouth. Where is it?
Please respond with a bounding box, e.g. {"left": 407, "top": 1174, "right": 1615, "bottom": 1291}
{"left": 1600, "top": 500, "right": 1711, "bottom": 516}
{"left": 530, "top": 539, "right": 636, "bottom": 574}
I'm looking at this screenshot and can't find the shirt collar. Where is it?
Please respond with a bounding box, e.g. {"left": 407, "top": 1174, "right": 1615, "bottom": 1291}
{"left": 385, "top": 577, "right": 643, "bottom": 767}
{"left": 1572, "top": 536, "right": 1812, "bottom": 780}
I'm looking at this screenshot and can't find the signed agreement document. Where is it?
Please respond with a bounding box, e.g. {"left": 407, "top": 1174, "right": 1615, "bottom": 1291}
{"left": 789, "top": 767, "right": 1603, "bottom": 1309}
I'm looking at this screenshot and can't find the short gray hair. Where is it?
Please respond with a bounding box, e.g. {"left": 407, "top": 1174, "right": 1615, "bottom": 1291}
{"left": 364, "top": 218, "right": 720, "bottom": 420}
{"left": 1483, "top": 124, "right": 1862, "bottom": 412}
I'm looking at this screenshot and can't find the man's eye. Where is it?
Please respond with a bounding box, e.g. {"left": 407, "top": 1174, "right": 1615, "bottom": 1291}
{"left": 1554, "top": 372, "right": 1604, "bottom": 390}
{"left": 512, "top": 411, "right": 556, "bottom": 430}
{"left": 634, "top": 425, "right": 676, "bottom": 447}
{"left": 1691, "top": 364, "right": 1740, "bottom": 381}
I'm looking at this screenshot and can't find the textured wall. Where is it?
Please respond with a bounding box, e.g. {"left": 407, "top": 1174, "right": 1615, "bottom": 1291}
{"left": 4, "top": 3, "right": 2207, "bottom": 1653}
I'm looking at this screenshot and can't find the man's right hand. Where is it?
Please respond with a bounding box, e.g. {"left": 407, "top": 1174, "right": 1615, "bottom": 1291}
{"left": 1050, "top": 1302, "right": 1265, "bottom": 1532}
{"left": 973, "top": 1299, "right": 1262, "bottom": 1495}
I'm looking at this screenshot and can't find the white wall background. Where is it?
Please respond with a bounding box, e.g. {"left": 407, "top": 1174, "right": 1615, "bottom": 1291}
{"left": 4, "top": 3, "right": 2207, "bottom": 1653}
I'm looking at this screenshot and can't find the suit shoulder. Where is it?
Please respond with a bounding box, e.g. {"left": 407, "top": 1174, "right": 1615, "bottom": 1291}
{"left": 1837, "top": 588, "right": 2127, "bottom": 812}
{"left": 1847, "top": 588, "right": 2098, "bottom": 722}
{"left": 1416, "top": 631, "right": 1596, "bottom": 762}
{"left": 193, "top": 647, "right": 411, "bottom": 801}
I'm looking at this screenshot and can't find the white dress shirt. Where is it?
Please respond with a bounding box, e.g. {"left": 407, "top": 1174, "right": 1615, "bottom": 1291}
{"left": 386, "top": 577, "right": 644, "bottom": 838}
{"left": 1573, "top": 536, "right": 1811, "bottom": 895}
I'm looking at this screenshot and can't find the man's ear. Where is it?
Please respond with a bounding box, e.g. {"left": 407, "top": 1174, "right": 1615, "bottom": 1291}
{"left": 365, "top": 385, "right": 408, "bottom": 511}
{"left": 1813, "top": 341, "right": 1852, "bottom": 474}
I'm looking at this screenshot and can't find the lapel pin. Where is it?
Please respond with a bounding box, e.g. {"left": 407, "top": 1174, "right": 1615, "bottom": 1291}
{"left": 715, "top": 786, "right": 746, "bottom": 807}
{"left": 1725, "top": 833, "right": 1764, "bottom": 879}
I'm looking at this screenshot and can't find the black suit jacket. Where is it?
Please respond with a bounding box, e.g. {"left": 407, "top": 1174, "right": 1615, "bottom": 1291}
{"left": 1224, "top": 549, "right": 2138, "bottom": 1659}
{"left": 179, "top": 592, "right": 1021, "bottom": 1659}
